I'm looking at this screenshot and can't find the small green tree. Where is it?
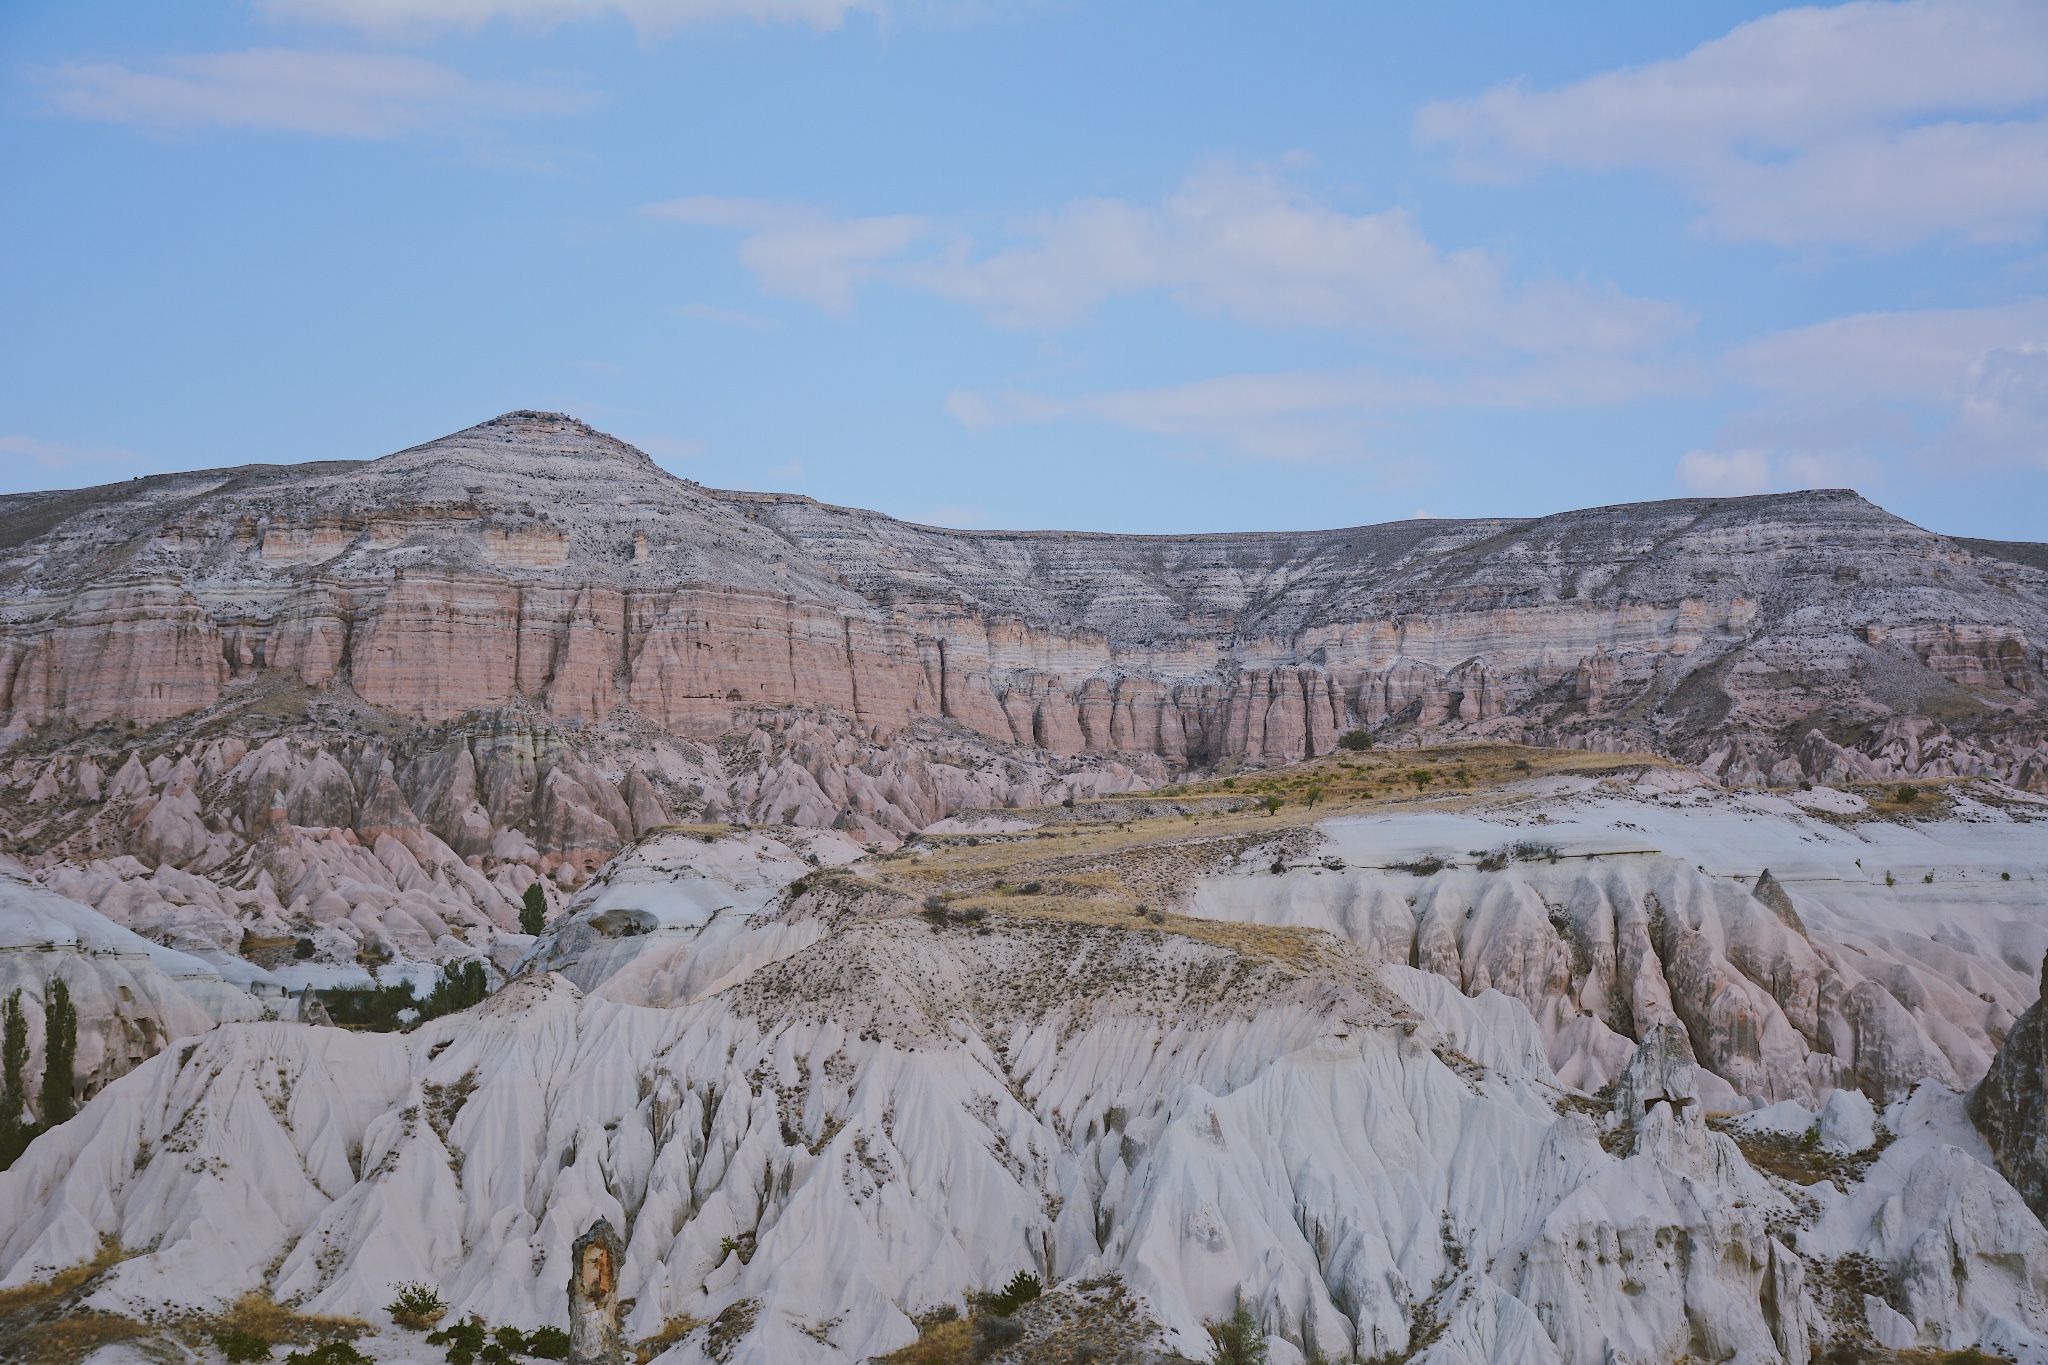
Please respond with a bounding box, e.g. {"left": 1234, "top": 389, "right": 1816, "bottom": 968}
{"left": 519, "top": 883, "right": 548, "bottom": 937}
{"left": 39, "top": 978, "right": 76, "bottom": 1128}
{"left": 0, "top": 988, "right": 32, "bottom": 1170}
{"left": 421, "top": 962, "right": 490, "bottom": 1021}
{"left": 1337, "top": 728, "right": 1372, "bottom": 751}
{"left": 1206, "top": 1306, "right": 1266, "bottom": 1365}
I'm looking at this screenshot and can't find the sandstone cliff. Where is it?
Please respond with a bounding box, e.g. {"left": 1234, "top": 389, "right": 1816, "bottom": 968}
{"left": 2, "top": 411, "right": 2042, "bottom": 790}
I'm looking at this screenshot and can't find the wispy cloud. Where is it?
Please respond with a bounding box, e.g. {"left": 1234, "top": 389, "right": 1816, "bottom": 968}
{"left": 949, "top": 354, "right": 1707, "bottom": 463}
{"left": 644, "top": 198, "right": 926, "bottom": 313}
{"left": 260, "top": 0, "right": 875, "bottom": 37}
{"left": 1418, "top": 0, "right": 2048, "bottom": 248}
{"left": 1676, "top": 447, "right": 1879, "bottom": 496}
{"left": 1677, "top": 297, "right": 2048, "bottom": 490}
{"left": 37, "top": 49, "right": 592, "bottom": 139}
{"left": 0, "top": 434, "right": 132, "bottom": 470}
{"left": 647, "top": 161, "right": 1689, "bottom": 352}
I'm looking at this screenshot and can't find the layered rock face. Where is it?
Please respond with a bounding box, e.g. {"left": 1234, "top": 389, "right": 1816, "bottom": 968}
{"left": 1972, "top": 954, "right": 2048, "bottom": 1223}
{"left": 2, "top": 410, "right": 2043, "bottom": 787}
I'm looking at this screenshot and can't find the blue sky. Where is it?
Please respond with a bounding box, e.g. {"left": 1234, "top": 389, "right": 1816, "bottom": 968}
{"left": 3, "top": 1, "right": 2046, "bottom": 539}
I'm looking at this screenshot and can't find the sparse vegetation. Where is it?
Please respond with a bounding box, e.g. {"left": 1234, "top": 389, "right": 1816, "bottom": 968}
{"left": 214, "top": 1329, "right": 273, "bottom": 1362}
{"left": 1896, "top": 784, "right": 1919, "bottom": 803}
{"left": 1205, "top": 1306, "right": 1266, "bottom": 1365}
{"left": 386, "top": 1282, "right": 447, "bottom": 1329}
{"left": 283, "top": 1345, "right": 371, "bottom": 1365}
{"left": 986, "top": 1271, "right": 1041, "bottom": 1317}
{"left": 39, "top": 979, "right": 75, "bottom": 1129}
{"left": 519, "top": 883, "right": 548, "bottom": 937}
{"left": 1, "top": 989, "right": 30, "bottom": 1170}
{"left": 421, "top": 962, "right": 490, "bottom": 1021}
{"left": 424, "top": 1317, "right": 569, "bottom": 1365}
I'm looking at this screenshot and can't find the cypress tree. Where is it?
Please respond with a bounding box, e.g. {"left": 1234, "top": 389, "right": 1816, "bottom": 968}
{"left": 0, "top": 988, "right": 29, "bottom": 1169}
{"left": 39, "top": 977, "right": 76, "bottom": 1128}
{"left": 520, "top": 882, "right": 548, "bottom": 937}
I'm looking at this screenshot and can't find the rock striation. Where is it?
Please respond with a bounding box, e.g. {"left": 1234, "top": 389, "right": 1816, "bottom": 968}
{"left": 1, "top": 410, "right": 2042, "bottom": 787}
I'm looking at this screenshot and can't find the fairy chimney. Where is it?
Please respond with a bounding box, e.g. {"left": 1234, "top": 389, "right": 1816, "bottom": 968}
{"left": 568, "top": 1218, "right": 625, "bottom": 1365}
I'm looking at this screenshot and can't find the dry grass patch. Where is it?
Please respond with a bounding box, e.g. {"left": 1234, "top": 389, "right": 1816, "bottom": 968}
{"left": 632, "top": 1314, "right": 706, "bottom": 1362}
{"left": 0, "top": 1239, "right": 146, "bottom": 1365}
{"left": 878, "top": 1316, "right": 973, "bottom": 1364}
{"left": 187, "top": 1293, "right": 370, "bottom": 1347}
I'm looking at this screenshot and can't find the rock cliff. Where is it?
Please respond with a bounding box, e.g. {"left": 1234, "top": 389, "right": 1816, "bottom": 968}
{"left": 2, "top": 411, "right": 2043, "bottom": 788}
{"left": 1972, "top": 953, "right": 2048, "bottom": 1224}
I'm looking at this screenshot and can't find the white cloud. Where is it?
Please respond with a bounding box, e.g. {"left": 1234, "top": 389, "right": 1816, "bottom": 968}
{"left": 644, "top": 198, "right": 926, "bottom": 313}
{"left": 1418, "top": 0, "right": 2048, "bottom": 247}
{"left": 1676, "top": 447, "right": 1878, "bottom": 495}
{"left": 909, "top": 162, "right": 1686, "bottom": 350}
{"left": 260, "top": 0, "right": 872, "bottom": 36}
{"left": 949, "top": 354, "right": 1706, "bottom": 463}
{"left": 656, "top": 162, "right": 1687, "bottom": 352}
{"left": 1720, "top": 299, "right": 2048, "bottom": 464}
{"left": 1725, "top": 300, "right": 2048, "bottom": 398}
{"left": 1946, "top": 343, "right": 2048, "bottom": 466}
{"left": 0, "top": 435, "right": 123, "bottom": 471}
{"left": 38, "top": 49, "right": 589, "bottom": 138}
{"left": 0, "top": 435, "right": 151, "bottom": 493}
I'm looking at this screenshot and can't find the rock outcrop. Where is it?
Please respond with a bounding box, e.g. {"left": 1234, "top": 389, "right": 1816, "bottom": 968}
{"left": 1971, "top": 952, "right": 2048, "bottom": 1223}
{"left": 2, "top": 411, "right": 2043, "bottom": 786}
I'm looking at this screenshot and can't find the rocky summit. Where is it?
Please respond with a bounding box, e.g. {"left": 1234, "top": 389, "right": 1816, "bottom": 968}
{"left": 0, "top": 413, "right": 2046, "bottom": 1365}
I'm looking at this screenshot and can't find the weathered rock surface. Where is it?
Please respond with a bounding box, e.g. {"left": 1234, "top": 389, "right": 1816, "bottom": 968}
{"left": 2, "top": 411, "right": 2043, "bottom": 785}
{"left": 2, "top": 785, "right": 2045, "bottom": 1363}
{"left": 1195, "top": 775, "right": 2048, "bottom": 1110}
{"left": 0, "top": 855, "right": 267, "bottom": 1112}
{"left": 1972, "top": 953, "right": 2048, "bottom": 1224}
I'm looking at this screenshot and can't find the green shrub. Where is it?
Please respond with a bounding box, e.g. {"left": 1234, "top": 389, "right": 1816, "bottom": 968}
{"left": 987, "top": 1270, "right": 1041, "bottom": 1316}
{"left": 1337, "top": 729, "right": 1372, "bottom": 751}
{"left": 1895, "top": 784, "right": 1919, "bottom": 803}
{"left": 388, "top": 1281, "right": 447, "bottom": 1328}
{"left": 283, "top": 1345, "right": 372, "bottom": 1365}
{"left": 525, "top": 1327, "right": 570, "bottom": 1360}
{"left": 1019, "top": 882, "right": 1043, "bottom": 896}
{"left": 1206, "top": 1306, "right": 1266, "bottom": 1365}
{"left": 420, "top": 962, "right": 490, "bottom": 1021}
{"left": 427, "top": 1316, "right": 488, "bottom": 1365}
{"left": 520, "top": 883, "right": 548, "bottom": 937}
{"left": 214, "top": 1329, "right": 273, "bottom": 1362}
{"left": 320, "top": 981, "right": 422, "bottom": 1032}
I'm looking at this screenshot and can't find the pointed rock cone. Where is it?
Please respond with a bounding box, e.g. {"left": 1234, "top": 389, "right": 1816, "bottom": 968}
{"left": 568, "top": 1218, "right": 625, "bottom": 1365}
